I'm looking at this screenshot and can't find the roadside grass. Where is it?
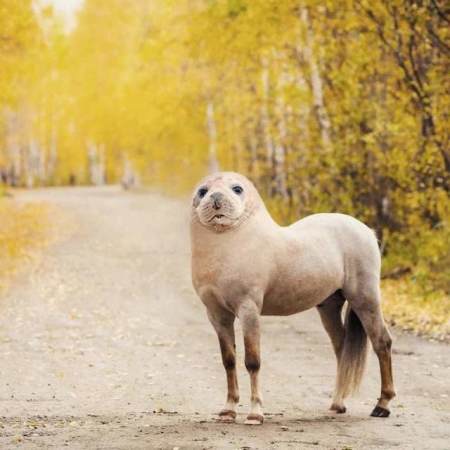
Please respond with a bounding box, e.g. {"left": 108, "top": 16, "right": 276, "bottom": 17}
{"left": 382, "top": 278, "right": 450, "bottom": 342}
{"left": 0, "top": 195, "right": 51, "bottom": 291}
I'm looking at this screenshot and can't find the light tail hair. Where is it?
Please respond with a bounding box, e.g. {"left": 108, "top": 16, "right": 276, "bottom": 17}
{"left": 335, "top": 307, "right": 368, "bottom": 399}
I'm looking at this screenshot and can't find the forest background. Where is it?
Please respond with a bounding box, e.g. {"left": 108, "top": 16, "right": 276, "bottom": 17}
{"left": 0, "top": 0, "right": 449, "bottom": 338}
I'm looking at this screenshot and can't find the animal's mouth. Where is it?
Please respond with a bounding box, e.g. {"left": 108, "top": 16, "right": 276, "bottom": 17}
{"left": 210, "top": 214, "right": 225, "bottom": 221}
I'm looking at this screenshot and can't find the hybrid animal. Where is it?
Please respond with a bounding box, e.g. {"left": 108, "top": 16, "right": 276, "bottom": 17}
{"left": 190, "top": 172, "right": 395, "bottom": 425}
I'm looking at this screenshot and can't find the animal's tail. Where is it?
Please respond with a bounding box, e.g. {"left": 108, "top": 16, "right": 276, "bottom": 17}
{"left": 335, "top": 306, "right": 368, "bottom": 400}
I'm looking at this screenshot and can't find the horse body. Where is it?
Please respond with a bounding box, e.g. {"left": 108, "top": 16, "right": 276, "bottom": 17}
{"left": 191, "top": 172, "right": 395, "bottom": 424}
{"left": 194, "top": 212, "right": 379, "bottom": 317}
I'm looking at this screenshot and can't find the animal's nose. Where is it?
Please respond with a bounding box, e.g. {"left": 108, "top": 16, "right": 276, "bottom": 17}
{"left": 210, "top": 192, "right": 224, "bottom": 210}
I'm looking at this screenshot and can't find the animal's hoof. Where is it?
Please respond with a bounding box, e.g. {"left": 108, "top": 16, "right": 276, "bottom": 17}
{"left": 330, "top": 404, "right": 346, "bottom": 414}
{"left": 244, "top": 413, "right": 264, "bottom": 425}
{"left": 218, "top": 409, "right": 236, "bottom": 423}
{"left": 370, "top": 406, "right": 390, "bottom": 418}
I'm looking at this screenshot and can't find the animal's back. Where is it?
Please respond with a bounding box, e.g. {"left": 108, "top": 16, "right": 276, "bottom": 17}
{"left": 289, "top": 213, "right": 381, "bottom": 275}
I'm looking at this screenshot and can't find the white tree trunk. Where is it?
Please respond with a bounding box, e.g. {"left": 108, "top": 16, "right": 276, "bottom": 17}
{"left": 206, "top": 101, "right": 219, "bottom": 173}
{"left": 47, "top": 124, "right": 58, "bottom": 182}
{"left": 26, "top": 137, "right": 41, "bottom": 188}
{"left": 4, "top": 108, "right": 21, "bottom": 185}
{"left": 121, "top": 157, "right": 138, "bottom": 189}
{"left": 274, "top": 61, "right": 288, "bottom": 198}
{"left": 248, "top": 120, "right": 259, "bottom": 179}
{"left": 261, "top": 58, "right": 275, "bottom": 170}
{"left": 87, "top": 140, "right": 106, "bottom": 185}
{"left": 301, "top": 7, "right": 332, "bottom": 150}
{"left": 296, "top": 68, "right": 311, "bottom": 143}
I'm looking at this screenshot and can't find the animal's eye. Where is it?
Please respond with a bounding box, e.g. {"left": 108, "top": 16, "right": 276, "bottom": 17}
{"left": 232, "top": 185, "right": 243, "bottom": 195}
{"left": 198, "top": 187, "right": 208, "bottom": 198}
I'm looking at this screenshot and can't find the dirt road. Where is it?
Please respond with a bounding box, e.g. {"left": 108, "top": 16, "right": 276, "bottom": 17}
{"left": 0, "top": 186, "right": 449, "bottom": 449}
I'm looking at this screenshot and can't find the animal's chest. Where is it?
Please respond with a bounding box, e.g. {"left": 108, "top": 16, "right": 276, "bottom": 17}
{"left": 193, "top": 253, "right": 269, "bottom": 295}
{"left": 192, "top": 240, "right": 272, "bottom": 312}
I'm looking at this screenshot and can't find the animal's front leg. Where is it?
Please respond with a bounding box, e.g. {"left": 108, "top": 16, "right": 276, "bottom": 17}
{"left": 207, "top": 308, "right": 239, "bottom": 423}
{"left": 238, "top": 301, "right": 263, "bottom": 425}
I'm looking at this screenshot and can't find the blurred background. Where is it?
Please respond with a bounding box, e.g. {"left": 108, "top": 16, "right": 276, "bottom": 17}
{"left": 0, "top": 0, "right": 449, "bottom": 338}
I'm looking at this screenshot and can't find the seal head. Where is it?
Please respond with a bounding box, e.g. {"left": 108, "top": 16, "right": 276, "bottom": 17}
{"left": 191, "top": 172, "right": 261, "bottom": 233}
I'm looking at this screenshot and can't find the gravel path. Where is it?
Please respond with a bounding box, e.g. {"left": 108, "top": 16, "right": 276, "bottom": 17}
{"left": 0, "top": 186, "right": 449, "bottom": 449}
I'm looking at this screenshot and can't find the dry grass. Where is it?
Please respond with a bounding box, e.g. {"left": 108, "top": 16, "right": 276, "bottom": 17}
{"left": 382, "top": 278, "right": 450, "bottom": 341}
{"left": 0, "top": 198, "right": 51, "bottom": 291}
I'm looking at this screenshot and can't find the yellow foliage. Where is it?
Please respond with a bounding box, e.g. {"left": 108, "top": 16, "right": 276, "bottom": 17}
{"left": 382, "top": 278, "right": 450, "bottom": 341}
{"left": 0, "top": 199, "right": 50, "bottom": 290}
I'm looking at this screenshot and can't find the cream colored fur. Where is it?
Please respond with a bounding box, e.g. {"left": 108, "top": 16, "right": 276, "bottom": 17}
{"left": 191, "top": 172, "right": 395, "bottom": 424}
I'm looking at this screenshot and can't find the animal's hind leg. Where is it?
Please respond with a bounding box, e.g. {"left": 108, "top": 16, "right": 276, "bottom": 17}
{"left": 317, "top": 291, "right": 346, "bottom": 358}
{"left": 349, "top": 288, "right": 396, "bottom": 418}
{"left": 317, "top": 291, "right": 347, "bottom": 413}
